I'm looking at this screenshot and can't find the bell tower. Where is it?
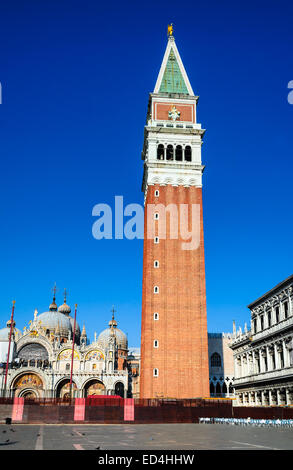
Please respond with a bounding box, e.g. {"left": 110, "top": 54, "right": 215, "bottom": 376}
{"left": 140, "top": 28, "right": 210, "bottom": 399}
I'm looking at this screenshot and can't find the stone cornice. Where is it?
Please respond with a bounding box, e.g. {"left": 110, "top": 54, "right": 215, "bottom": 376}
{"left": 145, "top": 125, "right": 205, "bottom": 137}
{"left": 248, "top": 276, "right": 293, "bottom": 310}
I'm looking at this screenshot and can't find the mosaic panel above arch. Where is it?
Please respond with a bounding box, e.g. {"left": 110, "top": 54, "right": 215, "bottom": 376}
{"left": 57, "top": 349, "right": 80, "bottom": 361}
{"left": 85, "top": 350, "right": 105, "bottom": 361}
{"left": 14, "top": 373, "right": 43, "bottom": 390}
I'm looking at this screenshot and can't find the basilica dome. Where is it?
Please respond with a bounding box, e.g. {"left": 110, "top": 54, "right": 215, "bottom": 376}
{"left": 0, "top": 326, "right": 11, "bottom": 341}
{"left": 0, "top": 320, "right": 20, "bottom": 341}
{"left": 97, "top": 314, "right": 128, "bottom": 350}
{"left": 37, "top": 311, "right": 72, "bottom": 336}
{"left": 58, "top": 303, "right": 71, "bottom": 315}
{"left": 37, "top": 298, "right": 72, "bottom": 337}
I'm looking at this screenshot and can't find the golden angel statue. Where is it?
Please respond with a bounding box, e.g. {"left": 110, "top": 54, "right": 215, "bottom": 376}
{"left": 168, "top": 23, "right": 173, "bottom": 37}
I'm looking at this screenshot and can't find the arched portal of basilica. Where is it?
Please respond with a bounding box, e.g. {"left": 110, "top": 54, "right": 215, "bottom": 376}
{"left": 56, "top": 379, "right": 78, "bottom": 399}
{"left": 84, "top": 380, "right": 106, "bottom": 397}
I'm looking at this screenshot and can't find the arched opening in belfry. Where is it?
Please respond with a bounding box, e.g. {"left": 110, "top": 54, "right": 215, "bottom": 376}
{"left": 166, "top": 144, "right": 174, "bottom": 160}
{"left": 175, "top": 145, "right": 183, "bottom": 161}
{"left": 157, "top": 144, "right": 164, "bottom": 160}
{"left": 185, "top": 145, "right": 192, "bottom": 162}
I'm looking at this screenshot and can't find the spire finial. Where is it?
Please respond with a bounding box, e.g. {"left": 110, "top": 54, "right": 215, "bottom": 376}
{"left": 49, "top": 283, "right": 58, "bottom": 311}
{"left": 111, "top": 305, "right": 116, "bottom": 320}
{"left": 109, "top": 306, "right": 118, "bottom": 329}
{"left": 52, "top": 282, "right": 58, "bottom": 299}
{"left": 167, "top": 23, "right": 173, "bottom": 37}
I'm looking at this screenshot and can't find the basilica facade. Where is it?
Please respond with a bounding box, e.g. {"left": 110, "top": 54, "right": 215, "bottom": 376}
{"left": 0, "top": 293, "right": 129, "bottom": 398}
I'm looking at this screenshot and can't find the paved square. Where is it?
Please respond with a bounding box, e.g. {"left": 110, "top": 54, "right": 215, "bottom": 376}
{"left": 0, "top": 423, "right": 292, "bottom": 450}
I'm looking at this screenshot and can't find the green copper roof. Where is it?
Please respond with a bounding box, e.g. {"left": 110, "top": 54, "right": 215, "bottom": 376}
{"left": 159, "top": 48, "right": 189, "bottom": 94}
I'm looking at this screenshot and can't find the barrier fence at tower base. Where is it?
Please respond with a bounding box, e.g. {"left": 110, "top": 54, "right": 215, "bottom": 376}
{"left": 200, "top": 417, "right": 293, "bottom": 427}
{"left": 0, "top": 397, "right": 292, "bottom": 424}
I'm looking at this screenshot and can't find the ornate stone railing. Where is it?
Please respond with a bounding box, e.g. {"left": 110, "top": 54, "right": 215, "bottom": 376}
{"left": 234, "top": 366, "right": 293, "bottom": 385}
{"left": 252, "top": 317, "right": 293, "bottom": 342}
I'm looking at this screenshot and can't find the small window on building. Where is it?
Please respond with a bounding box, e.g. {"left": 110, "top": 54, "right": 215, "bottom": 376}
{"left": 154, "top": 213, "right": 159, "bottom": 220}
{"left": 154, "top": 237, "right": 159, "bottom": 244}
{"left": 272, "top": 353, "right": 276, "bottom": 369}
{"left": 260, "top": 315, "right": 264, "bottom": 331}
{"left": 154, "top": 260, "right": 159, "bottom": 268}
{"left": 155, "top": 190, "right": 159, "bottom": 197}
{"left": 154, "top": 313, "right": 159, "bottom": 320}
{"left": 153, "top": 368, "right": 159, "bottom": 377}
{"left": 211, "top": 352, "right": 222, "bottom": 367}
{"left": 267, "top": 311, "right": 271, "bottom": 328}
{"left": 154, "top": 340, "right": 159, "bottom": 348}
{"left": 154, "top": 286, "right": 159, "bottom": 294}
{"left": 280, "top": 350, "right": 284, "bottom": 368}
{"left": 284, "top": 302, "right": 288, "bottom": 319}
{"left": 275, "top": 306, "right": 280, "bottom": 323}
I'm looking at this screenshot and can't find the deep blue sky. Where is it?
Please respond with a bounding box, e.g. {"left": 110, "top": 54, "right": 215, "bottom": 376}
{"left": 0, "top": 0, "right": 292, "bottom": 345}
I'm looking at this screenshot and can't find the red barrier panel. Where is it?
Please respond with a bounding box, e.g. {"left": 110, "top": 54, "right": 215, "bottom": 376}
{"left": 124, "top": 398, "right": 134, "bottom": 421}
{"left": 11, "top": 397, "right": 24, "bottom": 422}
{"left": 74, "top": 398, "right": 85, "bottom": 421}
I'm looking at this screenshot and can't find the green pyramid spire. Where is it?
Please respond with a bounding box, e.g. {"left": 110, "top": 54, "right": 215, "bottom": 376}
{"left": 158, "top": 48, "right": 189, "bottom": 94}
